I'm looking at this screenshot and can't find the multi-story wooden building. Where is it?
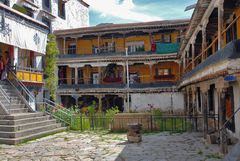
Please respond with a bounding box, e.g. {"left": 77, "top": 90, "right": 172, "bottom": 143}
{"left": 179, "top": 0, "right": 240, "bottom": 152}
{"left": 54, "top": 20, "right": 189, "bottom": 112}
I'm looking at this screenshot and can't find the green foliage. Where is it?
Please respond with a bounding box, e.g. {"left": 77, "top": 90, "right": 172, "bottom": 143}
{"left": 44, "top": 34, "right": 59, "bottom": 101}
{"left": 12, "top": 4, "right": 28, "bottom": 15}
{"left": 106, "top": 106, "right": 119, "bottom": 118}
{"left": 152, "top": 108, "right": 162, "bottom": 116}
{"left": 87, "top": 101, "right": 96, "bottom": 115}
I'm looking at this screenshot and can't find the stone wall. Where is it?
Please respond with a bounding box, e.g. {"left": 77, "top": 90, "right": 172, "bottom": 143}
{"left": 130, "top": 93, "right": 184, "bottom": 112}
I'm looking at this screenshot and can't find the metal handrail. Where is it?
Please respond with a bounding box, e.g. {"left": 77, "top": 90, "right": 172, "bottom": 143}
{"left": 43, "top": 98, "right": 72, "bottom": 114}
{"left": 37, "top": 98, "right": 72, "bottom": 126}
{"left": 7, "top": 66, "right": 36, "bottom": 111}
{"left": 219, "top": 107, "right": 240, "bottom": 132}
{"left": 0, "top": 84, "right": 11, "bottom": 104}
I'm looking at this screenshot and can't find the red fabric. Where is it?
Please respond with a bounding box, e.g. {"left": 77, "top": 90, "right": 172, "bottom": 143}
{"left": 0, "top": 61, "right": 4, "bottom": 71}
{"left": 9, "top": 46, "right": 14, "bottom": 59}
{"left": 151, "top": 43, "right": 156, "bottom": 52}
{"left": 103, "top": 77, "right": 122, "bottom": 83}
{"left": 154, "top": 74, "right": 175, "bottom": 80}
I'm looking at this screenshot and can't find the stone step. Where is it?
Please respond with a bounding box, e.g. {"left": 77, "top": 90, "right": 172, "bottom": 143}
{"left": 1, "top": 99, "right": 22, "bottom": 105}
{"left": 0, "top": 127, "right": 66, "bottom": 145}
{"left": 5, "top": 104, "right": 26, "bottom": 109}
{"left": 0, "top": 120, "right": 57, "bottom": 132}
{"left": 0, "top": 123, "right": 62, "bottom": 138}
{"left": 0, "top": 96, "right": 20, "bottom": 100}
{"left": 8, "top": 108, "right": 28, "bottom": 114}
{"left": 0, "top": 112, "right": 45, "bottom": 120}
{"left": 0, "top": 115, "right": 51, "bottom": 125}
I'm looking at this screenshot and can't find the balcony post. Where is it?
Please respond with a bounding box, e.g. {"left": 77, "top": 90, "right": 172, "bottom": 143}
{"left": 63, "top": 37, "right": 66, "bottom": 54}
{"left": 218, "top": 0, "right": 224, "bottom": 50}
{"left": 123, "top": 33, "right": 126, "bottom": 51}
{"left": 202, "top": 20, "right": 208, "bottom": 60}
{"left": 97, "top": 34, "right": 101, "bottom": 52}
{"left": 149, "top": 63, "right": 153, "bottom": 83}
{"left": 75, "top": 67, "right": 78, "bottom": 85}
{"left": 98, "top": 95, "right": 103, "bottom": 112}
{"left": 149, "top": 32, "right": 153, "bottom": 46}
{"left": 75, "top": 37, "right": 78, "bottom": 54}
{"left": 123, "top": 64, "right": 126, "bottom": 84}
{"left": 98, "top": 66, "right": 101, "bottom": 84}
{"left": 191, "top": 43, "right": 195, "bottom": 68}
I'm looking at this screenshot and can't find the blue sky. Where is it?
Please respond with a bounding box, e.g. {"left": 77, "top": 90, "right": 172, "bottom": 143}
{"left": 85, "top": 0, "right": 197, "bottom": 26}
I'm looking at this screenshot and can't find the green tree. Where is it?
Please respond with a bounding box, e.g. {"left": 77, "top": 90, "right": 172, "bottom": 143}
{"left": 44, "top": 34, "right": 59, "bottom": 101}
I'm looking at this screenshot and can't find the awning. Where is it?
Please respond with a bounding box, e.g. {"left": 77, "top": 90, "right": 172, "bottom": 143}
{"left": 0, "top": 4, "right": 48, "bottom": 54}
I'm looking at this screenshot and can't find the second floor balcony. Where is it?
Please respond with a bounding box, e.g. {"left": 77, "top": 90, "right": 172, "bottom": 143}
{"left": 57, "top": 43, "right": 180, "bottom": 60}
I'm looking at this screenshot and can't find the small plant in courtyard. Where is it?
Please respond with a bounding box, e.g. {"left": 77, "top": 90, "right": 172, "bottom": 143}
{"left": 106, "top": 106, "right": 119, "bottom": 118}
{"left": 87, "top": 101, "right": 96, "bottom": 115}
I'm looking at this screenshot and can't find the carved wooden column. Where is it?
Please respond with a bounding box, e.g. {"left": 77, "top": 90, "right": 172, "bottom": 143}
{"left": 216, "top": 79, "right": 228, "bottom": 154}
{"left": 219, "top": 90, "right": 228, "bottom": 154}
{"left": 75, "top": 67, "right": 78, "bottom": 85}
{"left": 218, "top": 0, "right": 224, "bottom": 50}
{"left": 149, "top": 63, "right": 153, "bottom": 83}
{"left": 98, "top": 95, "right": 103, "bottom": 112}
{"left": 201, "top": 85, "right": 209, "bottom": 138}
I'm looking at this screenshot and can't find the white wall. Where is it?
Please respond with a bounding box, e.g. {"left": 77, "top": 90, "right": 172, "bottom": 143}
{"left": 9, "top": 0, "right": 89, "bottom": 31}
{"left": 51, "top": 0, "right": 89, "bottom": 31}
{"left": 130, "top": 93, "right": 184, "bottom": 112}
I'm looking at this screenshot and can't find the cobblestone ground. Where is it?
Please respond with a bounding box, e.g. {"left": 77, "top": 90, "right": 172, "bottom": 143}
{"left": 0, "top": 131, "right": 223, "bottom": 161}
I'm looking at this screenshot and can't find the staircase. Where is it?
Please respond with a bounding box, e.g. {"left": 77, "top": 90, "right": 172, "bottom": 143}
{"left": 0, "top": 81, "right": 66, "bottom": 145}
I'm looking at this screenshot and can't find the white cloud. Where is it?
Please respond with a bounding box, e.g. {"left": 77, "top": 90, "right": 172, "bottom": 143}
{"left": 85, "top": 0, "right": 162, "bottom": 22}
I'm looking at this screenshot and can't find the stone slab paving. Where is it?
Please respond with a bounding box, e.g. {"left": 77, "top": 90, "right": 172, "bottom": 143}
{"left": 0, "top": 131, "right": 223, "bottom": 161}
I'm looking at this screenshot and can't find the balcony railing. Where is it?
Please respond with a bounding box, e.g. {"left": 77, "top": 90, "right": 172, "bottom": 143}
{"left": 58, "top": 82, "right": 176, "bottom": 90}
{"left": 183, "top": 15, "right": 240, "bottom": 74}
{"left": 58, "top": 43, "right": 179, "bottom": 59}
{"left": 156, "top": 43, "right": 180, "bottom": 54}
{"left": 183, "top": 39, "right": 240, "bottom": 79}
{"left": 11, "top": 66, "right": 44, "bottom": 83}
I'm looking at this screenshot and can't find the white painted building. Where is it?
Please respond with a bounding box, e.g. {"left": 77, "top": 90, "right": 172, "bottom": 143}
{"left": 2, "top": 0, "right": 89, "bottom": 31}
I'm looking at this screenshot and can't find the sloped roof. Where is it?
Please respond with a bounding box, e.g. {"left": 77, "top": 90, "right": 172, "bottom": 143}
{"left": 54, "top": 19, "right": 189, "bottom": 36}
{"left": 179, "top": 0, "right": 211, "bottom": 54}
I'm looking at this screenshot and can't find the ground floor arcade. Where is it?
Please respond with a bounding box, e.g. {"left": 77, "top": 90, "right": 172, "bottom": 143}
{"left": 183, "top": 75, "right": 240, "bottom": 142}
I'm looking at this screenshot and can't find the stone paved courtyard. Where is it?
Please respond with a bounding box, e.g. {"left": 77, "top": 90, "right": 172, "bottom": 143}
{"left": 0, "top": 131, "right": 223, "bottom": 161}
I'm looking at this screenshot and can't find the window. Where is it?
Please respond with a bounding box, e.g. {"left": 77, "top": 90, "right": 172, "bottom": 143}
{"left": 42, "top": 17, "right": 51, "bottom": 33}
{"left": 68, "top": 43, "right": 76, "bottom": 54}
{"left": 58, "top": 0, "right": 66, "bottom": 19}
{"left": 161, "top": 34, "right": 171, "bottom": 43}
{"left": 156, "top": 68, "right": 171, "bottom": 76}
{"left": 126, "top": 41, "right": 145, "bottom": 53}
{"left": 0, "top": 0, "right": 9, "bottom": 6}
{"left": 42, "top": 0, "right": 51, "bottom": 12}
{"left": 0, "top": 11, "right": 4, "bottom": 31}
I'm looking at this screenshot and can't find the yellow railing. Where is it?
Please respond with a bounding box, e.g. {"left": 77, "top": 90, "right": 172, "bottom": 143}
{"left": 16, "top": 70, "right": 43, "bottom": 83}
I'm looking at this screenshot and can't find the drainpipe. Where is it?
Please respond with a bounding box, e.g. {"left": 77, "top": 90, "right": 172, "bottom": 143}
{"left": 126, "top": 48, "right": 130, "bottom": 112}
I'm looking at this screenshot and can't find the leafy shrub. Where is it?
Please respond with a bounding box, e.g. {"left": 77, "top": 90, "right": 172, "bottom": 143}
{"left": 106, "top": 106, "right": 119, "bottom": 118}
